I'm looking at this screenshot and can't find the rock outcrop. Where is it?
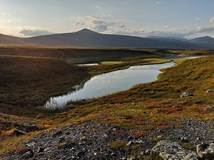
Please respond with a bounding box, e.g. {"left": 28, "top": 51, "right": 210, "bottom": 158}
{"left": 151, "top": 140, "right": 198, "bottom": 160}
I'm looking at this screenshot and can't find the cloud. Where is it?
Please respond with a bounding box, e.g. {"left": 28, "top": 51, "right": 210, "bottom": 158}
{"left": 0, "top": 11, "right": 54, "bottom": 37}
{"left": 72, "top": 16, "right": 214, "bottom": 38}
{"left": 0, "top": 12, "right": 19, "bottom": 36}
{"left": 73, "top": 16, "right": 122, "bottom": 33}
{"left": 209, "top": 17, "right": 214, "bottom": 24}
{"left": 20, "top": 29, "right": 53, "bottom": 37}
{"left": 120, "top": 25, "right": 126, "bottom": 28}
{"left": 156, "top": 0, "right": 164, "bottom": 5}
{"left": 90, "top": 19, "right": 109, "bottom": 32}
{"left": 75, "top": 22, "right": 85, "bottom": 26}
{"left": 116, "top": 24, "right": 214, "bottom": 39}
{"left": 193, "top": 25, "right": 214, "bottom": 34}
{"left": 195, "top": 17, "right": 200, "bottom": 21}
{"left": 92, "top": 23, "right": 108, "bottom": 32}
{"left": 116, "top": 29, "right": 187, "bottom": 38}
{"left": 162, "top": 25, "right": 172, "bottom": 29}
{"left": 114, "top": 16, "right": 214, "bottom": 38}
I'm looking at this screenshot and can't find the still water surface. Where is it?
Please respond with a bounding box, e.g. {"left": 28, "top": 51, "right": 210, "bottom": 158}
{"left": 45, "top": 62, "right": 174, "bottom": 109}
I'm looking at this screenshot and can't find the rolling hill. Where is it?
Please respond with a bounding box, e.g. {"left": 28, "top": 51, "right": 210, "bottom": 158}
{"left": 0, "top": 29, "right": 213, "bottom": 49}
{"left": 0, "top": 56, "right": 89, "bottom": 115}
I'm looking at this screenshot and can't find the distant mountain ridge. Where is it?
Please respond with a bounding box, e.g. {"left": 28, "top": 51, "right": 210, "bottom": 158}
{"left": 0, "top": 29, "right": 214, "bottom": 49}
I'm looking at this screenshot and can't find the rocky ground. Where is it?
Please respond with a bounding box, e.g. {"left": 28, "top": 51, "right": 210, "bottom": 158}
{"left": 1, "top": 119, "right": 214, "bottom": 160}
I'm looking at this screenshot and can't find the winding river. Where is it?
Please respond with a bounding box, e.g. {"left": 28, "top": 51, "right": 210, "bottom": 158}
{"left": 45, "top": 62, "right": 174, "bottom": 109}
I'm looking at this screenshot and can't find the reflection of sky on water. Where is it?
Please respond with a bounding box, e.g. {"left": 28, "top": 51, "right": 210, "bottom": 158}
{"left": 45, "top": 62, "right": 174, "bottom": 109}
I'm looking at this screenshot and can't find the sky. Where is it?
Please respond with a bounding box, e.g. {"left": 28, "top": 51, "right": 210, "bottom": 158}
{"left": 1, "top": 0, "right": 214, "bottom": 38}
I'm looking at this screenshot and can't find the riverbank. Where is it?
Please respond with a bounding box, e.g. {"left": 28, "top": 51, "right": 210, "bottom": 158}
{"left": 48, "top": 56, "right": 214, "bottom": 127}
{"left": 45, "top": 61, "right": 174, "bottom": 110}
{"left": 88, "top": 58, "right": 171, "bottom": 76}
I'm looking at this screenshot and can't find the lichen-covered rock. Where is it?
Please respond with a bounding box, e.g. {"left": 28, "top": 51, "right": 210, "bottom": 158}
{"left": 196, "top": 143, "right": 214, "bottom": 160}
{"left": 180, "top": 92, "right": 193, "bottom": 98}
{"left": 152, "top": 140, "right": 198, "bottom": 160}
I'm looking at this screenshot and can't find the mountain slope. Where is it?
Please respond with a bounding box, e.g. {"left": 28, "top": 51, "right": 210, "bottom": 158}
{"left": 190, "top": 36, "right": 214, "bottom": 44}
{"left": 0, "top": 29, "right": 212, "bottom": 49}
{"left": 26, "top": 29, "right": 200, "bottom": 49}
{"left": 0, "top": 34, "right": 24, "bottom": 45}
{"left": 189, "top": 36, "right": 214, "bottom": 49}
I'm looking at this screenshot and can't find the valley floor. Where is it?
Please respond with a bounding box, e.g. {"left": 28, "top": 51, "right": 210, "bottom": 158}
{"left": 0, "top": 47, "right": 213, "bottom": 159}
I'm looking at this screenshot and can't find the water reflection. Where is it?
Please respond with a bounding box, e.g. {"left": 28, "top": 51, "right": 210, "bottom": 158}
{"left": 78, "top": 63, "right": 99, "bottom": 66}
{"left": 44, "top": 62, "right": 174, "bottom": 110}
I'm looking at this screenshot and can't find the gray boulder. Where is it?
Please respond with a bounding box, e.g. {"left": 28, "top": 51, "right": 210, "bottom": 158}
{"left": 196, "top": 143, "right": 214, "bottom": 160}
{"left": 152, "top": 140, "right": 198, "bottom": 160}
{"left": 206, "top": 89, "right": 214, "bottom": 93}
{"left": 180, "top": 92, "right": 193, "bottom": 98}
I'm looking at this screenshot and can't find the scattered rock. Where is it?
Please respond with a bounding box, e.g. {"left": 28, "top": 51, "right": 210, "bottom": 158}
{"left": 14, "top": 129, "right": 27, "bottom": 136}
{"left": 127, "top": 156, "right": 135, "bottom": 160}
{"left": 152, "top": 140, "right": 198, "bottom": 160}
{"left": 2, "top": 120, "right": 214, "bottom": 160}
{"left": 206, "top": 89, "right": 214, "bottom": 93}
{"left": 128, "top": 135, "right": 135, "bottom": 140}
{"left": 141, "top": 149, "right": 151, "bottom": 157}
{"left": 44, "top": 147, "right": 51, "bottom": 152}
{"left": 204, "top": 105, "right": 213, "bottom": 111}
{"left": 19, "top": 149, "right": 34, "bottom": 159}
{"left": 37, "top": 147, "right": 44, "bottom": 153}
{"left": 180, "top": 92, "right": 193, "bottom": 98}
{"left": 26, "top": 142, "right": 36, "bottom": 147}
{"left": 126, "top": 141, "right": 132, "bottom": 146}
{"left": 103, "top": 133, "right": 108, "bottom": 138}
{"left": 196, "top": 143, "right": 214, "bottom": 160}
{"left": 180, "top": 136, "right": 189, "bottom": 142}
{"left": 25, "top": 124, "right": 39, "bottom": 132}
{"left": 134, "top": 140, "right": 144, "bottom": 144}
{"left": 80, "top": 136, "right": 87, "bottom": 141}
{"left": 52, "top": 130, "right": 62, "bottom": 137}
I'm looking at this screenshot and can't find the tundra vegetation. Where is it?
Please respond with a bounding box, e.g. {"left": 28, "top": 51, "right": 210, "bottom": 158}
{"left": 0, "top": 46, "right": 213, "bottom": 159}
